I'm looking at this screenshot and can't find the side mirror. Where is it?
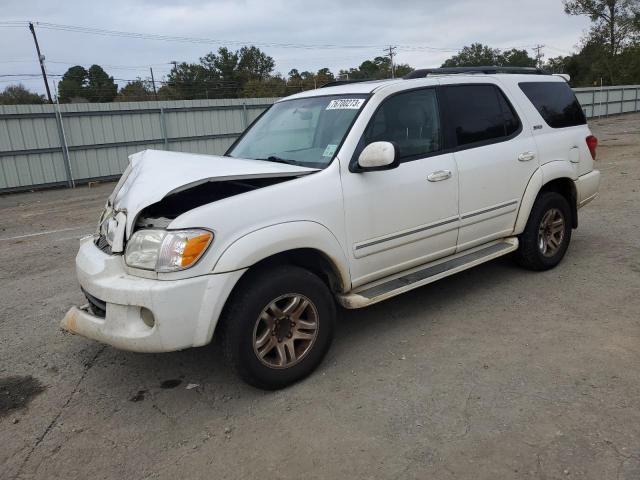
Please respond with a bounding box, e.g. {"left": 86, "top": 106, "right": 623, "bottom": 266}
{"left": 356, "top": 141, "right": 399, "bottom": 171}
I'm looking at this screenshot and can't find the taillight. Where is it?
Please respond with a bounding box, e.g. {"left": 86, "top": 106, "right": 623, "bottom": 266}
{"left": 586, "top": 135, "right": 598, "bottom": 160}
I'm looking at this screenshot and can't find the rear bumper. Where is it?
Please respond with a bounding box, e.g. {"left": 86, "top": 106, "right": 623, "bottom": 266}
{"left": 61, "top": 236, "right": 245, "bottom": 353}
{"left": 575, "top": 169, "right": 600, "bottom": 209}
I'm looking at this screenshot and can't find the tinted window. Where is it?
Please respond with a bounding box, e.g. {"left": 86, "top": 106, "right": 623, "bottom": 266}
{"left": 498, "top": 92, "right": 520, "bottom": 136}
{"left": 519, "top": 81, "right": 586, "bottom": 128}
{"left": 441, "top": 85, "right": 520, "bottom": 147}
{"left": 364, "top": 88, "right": 441, "bottom": 160}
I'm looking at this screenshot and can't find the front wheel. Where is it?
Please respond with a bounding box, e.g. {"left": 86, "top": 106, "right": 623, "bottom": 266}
{"left": 514, "top": 191, "right": 572, "bottom": 271}
{"left": 219, "top": 265, "right": 335, "bottom": 390}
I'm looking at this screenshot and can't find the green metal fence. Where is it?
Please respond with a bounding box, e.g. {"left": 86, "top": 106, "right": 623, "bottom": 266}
{"left": 1, "top": 85, "right": 639, "bottom": 192}
{"left": 0, "top": 98, "right": 276, "bottom": 192}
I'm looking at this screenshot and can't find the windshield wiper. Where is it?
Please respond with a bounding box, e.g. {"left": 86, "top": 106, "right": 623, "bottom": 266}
{"left": 262, "top": 156, "right": 297, "bottom": 165}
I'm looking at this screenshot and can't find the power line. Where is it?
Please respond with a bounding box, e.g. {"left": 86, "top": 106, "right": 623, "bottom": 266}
{"left": 383, "top": 46, "right": 397, "bottom": 78}
{"left": 533, "top": 44, "right": 545, "bottom": 68}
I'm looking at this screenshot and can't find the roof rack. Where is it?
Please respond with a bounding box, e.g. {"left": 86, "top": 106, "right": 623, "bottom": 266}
{"left": 320, "top": 79, "right": 373, "bottom": 88}
{"left": 404, "top": 66, "right": 550, "bottom": 79}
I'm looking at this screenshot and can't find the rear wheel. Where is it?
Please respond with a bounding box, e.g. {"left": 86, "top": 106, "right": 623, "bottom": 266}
{"left": 219, "top": 265, "right": 335, "bottom": 390}
{"left": 514, "top": 191, "right": 572, "bottom": 271}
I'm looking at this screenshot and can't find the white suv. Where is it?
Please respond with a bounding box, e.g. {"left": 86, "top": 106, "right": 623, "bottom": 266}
{"left": 62, "top": 67, "right": 601, "bottom": 389}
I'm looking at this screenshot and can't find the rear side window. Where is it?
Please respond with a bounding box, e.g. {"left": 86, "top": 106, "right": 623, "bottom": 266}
{"left": 519, "top": 81, "right": 586, "bottom": 128}
{"left": 440, "top": 85, "right": 521, "bottom": 147}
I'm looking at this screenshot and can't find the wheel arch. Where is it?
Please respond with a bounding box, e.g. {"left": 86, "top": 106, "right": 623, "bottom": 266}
{"left": 514, "top": 164, "right": 578, "bottom": 234}
{"left": 213, "top": 221, "right": 351, "bottom": 293}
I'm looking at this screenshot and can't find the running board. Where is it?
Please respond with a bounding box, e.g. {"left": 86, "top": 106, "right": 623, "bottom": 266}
{"left": 338, "top": 238, "right": 518, "bottom": 309}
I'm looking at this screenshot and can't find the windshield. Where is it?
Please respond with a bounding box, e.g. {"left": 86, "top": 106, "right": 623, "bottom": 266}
{"left": 227, "top": 94, "right": 368, "bottom": 168}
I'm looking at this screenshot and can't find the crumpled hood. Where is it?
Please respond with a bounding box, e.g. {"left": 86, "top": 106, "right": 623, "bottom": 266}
{"left": 108, "top": 149, "right": 318, "bottom": 237}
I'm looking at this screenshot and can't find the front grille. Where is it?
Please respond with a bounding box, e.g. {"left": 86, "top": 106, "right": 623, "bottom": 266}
{"left": 95, "top": 234, "right": 113, "bottom": 254}
{"left": 82, "top": 288, "right": 106, "bottom": 318}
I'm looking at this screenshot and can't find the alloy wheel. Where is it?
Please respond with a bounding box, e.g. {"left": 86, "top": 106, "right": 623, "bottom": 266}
{"left": 252, "top": 294, "right": 319, "bottom": 369}
{"left": 537, "top": 208, "right": 565, "bottom": 257}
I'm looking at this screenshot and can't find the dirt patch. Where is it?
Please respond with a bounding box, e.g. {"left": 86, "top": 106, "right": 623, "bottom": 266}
{"left": 0, "top": 376, "right": 45, "bottom": 418}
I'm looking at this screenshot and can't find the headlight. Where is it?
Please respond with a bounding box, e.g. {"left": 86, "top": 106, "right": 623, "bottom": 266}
{"left": 125, "top": 229, "right": 213, "bottom": 272}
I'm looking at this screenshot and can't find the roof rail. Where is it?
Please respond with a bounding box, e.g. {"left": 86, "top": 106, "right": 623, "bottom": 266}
{"left": 404, "top": 66, "right": 550, "bottom": 79}
{"left": 320, "top": 79, "right": 373, "bottom": 88}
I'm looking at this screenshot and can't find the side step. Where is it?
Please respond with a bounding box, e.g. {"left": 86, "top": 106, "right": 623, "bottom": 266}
{"left": 338, "top": 238, "right": 518, "bottom": 309}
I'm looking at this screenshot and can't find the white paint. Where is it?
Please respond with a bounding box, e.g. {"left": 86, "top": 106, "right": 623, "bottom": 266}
{"left": 357, "top": 141, "right": 395, "bottom": 169}
{"left": 67, "top": 73, "right": 600, "bottom": 353}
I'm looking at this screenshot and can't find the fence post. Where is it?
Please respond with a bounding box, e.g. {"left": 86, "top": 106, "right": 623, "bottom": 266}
{"left": 160, "top": 107, "right": 169, "bottom": 149}
{"left": 53, "top": 101, "right": 74, "bottom": 188}
{"left": 621, "top": 87, "right": 624, "bottom": 114}
{"left": 635, "top": 86, "right": 639, "bottom": 113}
{"left": 591, "top": 89, "right": 596, "bottom": 118}
{"left": 242, "top": 101, "right": 248, "bottom": 129}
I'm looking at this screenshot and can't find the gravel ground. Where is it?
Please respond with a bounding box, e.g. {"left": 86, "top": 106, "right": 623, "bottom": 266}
{"left": 1, "top": 113, "right": 639, "bottom": 480}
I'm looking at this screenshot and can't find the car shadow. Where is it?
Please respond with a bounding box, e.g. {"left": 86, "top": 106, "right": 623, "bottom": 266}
{"left": 79, "top": 254, "right": 528, "bottom": 405}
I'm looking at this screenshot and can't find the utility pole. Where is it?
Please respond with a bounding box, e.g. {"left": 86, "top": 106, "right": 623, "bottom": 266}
{"left": 533, "top": 44, "right": 545, "bottom": 69}
{"left": 149, "top": 67, "right": 158, "bottom": 100}
{"left": 28, "top": 22, "right": 53, "bottom": 103}
{"left": 384, "top": 45, "right": 397, "bottom": 78}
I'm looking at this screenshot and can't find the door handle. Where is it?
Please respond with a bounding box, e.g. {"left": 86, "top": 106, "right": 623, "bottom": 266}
{"left": 427, "top": 170, "right": 452, "bottom": 182}
{"left": 518, "top": 151, "right": 536, "bottom": 162}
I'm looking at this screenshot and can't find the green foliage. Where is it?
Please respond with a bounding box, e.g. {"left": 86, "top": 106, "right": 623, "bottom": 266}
{"left": 58, "top": 65, "right": 88, "bottom": 102}
{"left": 163, "top": 45, "right": 277, "bottom": 99}
{"left": 561, "top": 0, "right": 640, "bottom": 85}
{"left": 339, "top": 56, "right": 413, "bottom": 80}
{"left": 563, "top": 0, "right": 640, "bottom": 55}
{"left": 441, "top": 43, "right": 537, "bottom": 67}
{"left": 58, "top": 65, "right": 117, "bottom": 103}
{"left": 86, "top": 65, "right": 118, "bottom": 102}
{"left": 286, "top": 67, "right": 336, "bottom": 91}
{"left": 241, "top": 76, "right": 288, "bottom": 98}
{"left": 0, "top": 84, "right": 46, "bottom": 105}
{"left": 116, "top": 79, "right": 155, "bottom": 102}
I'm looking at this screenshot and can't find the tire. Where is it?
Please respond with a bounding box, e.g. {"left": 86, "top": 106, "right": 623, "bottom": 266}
{"left": 218, "top": 265, "right": 335, "bottom": 390}
{"left": 514, "top": 191, "right": 572, "bottom": 271}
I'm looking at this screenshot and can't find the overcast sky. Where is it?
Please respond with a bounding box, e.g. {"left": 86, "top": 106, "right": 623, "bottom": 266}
{"left": 1, "top": 0, "right": 590, "bottom": 95}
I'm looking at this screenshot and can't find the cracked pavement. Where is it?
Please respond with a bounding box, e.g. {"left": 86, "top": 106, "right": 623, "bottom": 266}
{"left": 1, "top": 113, "right": 640, "bottom": 479}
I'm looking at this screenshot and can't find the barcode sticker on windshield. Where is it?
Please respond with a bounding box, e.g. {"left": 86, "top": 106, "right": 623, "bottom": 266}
{"left": 326, "top": 99, "right": 365, "bottom": 110}
{"left": 323, "top": 144, "right": 338, "bottom": 157}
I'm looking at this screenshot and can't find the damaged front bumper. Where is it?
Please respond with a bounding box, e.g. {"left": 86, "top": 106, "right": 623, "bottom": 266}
{"left": 61, "top": 236, "right": 245, "bottom": 353}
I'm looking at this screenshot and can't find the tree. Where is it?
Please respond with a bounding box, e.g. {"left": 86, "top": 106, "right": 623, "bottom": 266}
{"left": 58, "top": 65, "right": 88, "bottom": 102}
{"left": 116, "top": 79, "right": 154, "bottom": 102}
{"left": 500, "top": 48, "right": 537, "bottom": 67}
{"left": 564, "top": 0, "right": 640, "bottom": 56}
{"left": 241, "top": 76, "right": 287, "bottom": 98}
{"left": 441, "top": 43, "right": 538, "bottom": 68}
{"left": 442, "top": 43, "right": 502, "bottom": 67}
{"left": 238, "top": 46, "right": 275, "bottom": 81}
{"left": 164, "top": 62, "right": 210, "bottom": 99}
{"left": 315, "top": 68, "right": 335, "bottom": 86}
{"left": 57, "top": 65, "right": 117, "bottom": 103}
{"left": 563, "top": 0, "right": 640, "bottom": 84}
{"left": 338, "top": 56, "right": 411, "bottom": 80}
{"left": 0, "top": 84, "right": 46, "bottom": 105}
{"left": 86, "top": 65, "right": 118, "bottom": 102}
